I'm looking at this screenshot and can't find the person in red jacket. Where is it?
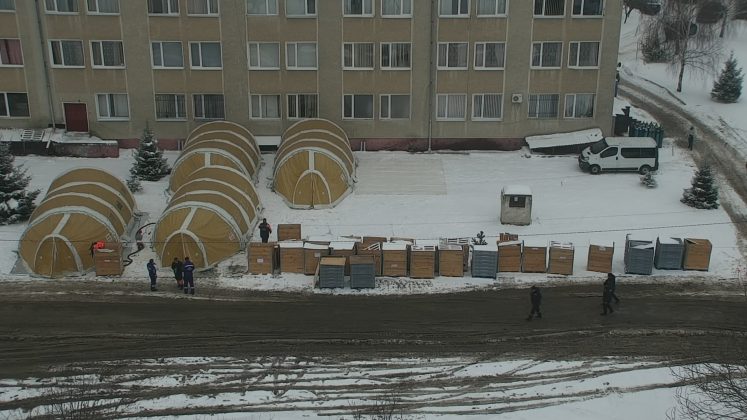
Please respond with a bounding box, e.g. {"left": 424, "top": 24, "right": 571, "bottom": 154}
{"left": 258, "top": 218, "right": 272, "bottom": 243}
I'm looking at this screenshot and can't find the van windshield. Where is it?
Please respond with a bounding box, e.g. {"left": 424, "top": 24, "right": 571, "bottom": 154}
{"left": 589, "top": 139, "right": 608, "bottom": 154}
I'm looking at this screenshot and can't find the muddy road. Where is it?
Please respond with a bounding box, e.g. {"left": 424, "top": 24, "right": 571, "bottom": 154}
{"left": 0, "top": 281, "right": 744, "bottom": 378}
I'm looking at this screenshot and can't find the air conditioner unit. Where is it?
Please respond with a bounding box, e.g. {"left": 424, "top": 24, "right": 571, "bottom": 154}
{"left": 511, "top": 94, "right": 523, "bottom": 104}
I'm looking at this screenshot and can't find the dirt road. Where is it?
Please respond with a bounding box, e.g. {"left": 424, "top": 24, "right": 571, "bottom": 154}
{"left": 0, "top": 281, "right": 744, "bottom": 379}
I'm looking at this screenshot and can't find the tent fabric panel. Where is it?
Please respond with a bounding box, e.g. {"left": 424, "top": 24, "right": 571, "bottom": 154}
{"left": 281, "top": 130, "right": 353, "bottom": 165}
{"left": 174, "top": 179, "right": 258, "bottom": 223}
{"left": 18, "top": 213, "right": 65, "bottom": 270}
{"left": 46, "top": 184, "right": 133, "bottom": 224}
{"left": 208, "top": 153, "right": 244, "bottom": 173}
{"left": 169, "top": 153, "right": 210, "bottom": 192}
{"left": 167, "top": 192, "right": 250, "bottom": 233}
{"left": 35, "top": 236, "right": 78, "bottom": 278}
{"left": 276, "top": 138, "right": 354, "bottom": 175}
{"left": 187, "top": 208, "right": 242, "bottom": 267}
{"left": 274, "top": 152, "right": 311, "bottom": 205}
{"left": 186, "top": 132, "right": 260, "bottom": 170}
{"left": 189, "top": 121, "right": 256, "bottom": 148}
{"left": 182, "top": 139, "right": 257, "bottom": 175}
{"left": 184, "top": 167, "right": 261, "bottom": 206}
{"left": 314, "top": 153, "right": 351, "bottom": 203}
{"left": 154, "top": 207, "right": 193, "bottom": 257}
{"left": 47, "top": 168, "right": 135, "bottom": 210}
{"left": 282, "top": 119, "right": 349, "bottom": 146}
{"left": 161, "top": 232, "right": 205, "bottom": 268}
{"left": 294, "top": 172, "right": 327, "bottom": 207}
{"left": 58, "top": 213, "right": 115, "bottom": 271}
{"left": 30, "top": 195, "right": 125, "bottom": 234}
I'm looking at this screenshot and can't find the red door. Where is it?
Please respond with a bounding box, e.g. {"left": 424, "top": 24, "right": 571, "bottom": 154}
{"left": 64, "top": 103, "right": 89, "bottom": 132}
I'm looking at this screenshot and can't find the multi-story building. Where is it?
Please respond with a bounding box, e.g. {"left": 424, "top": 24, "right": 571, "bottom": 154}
{"left": 0, "top": 0, "right": 621, "bottom": 150}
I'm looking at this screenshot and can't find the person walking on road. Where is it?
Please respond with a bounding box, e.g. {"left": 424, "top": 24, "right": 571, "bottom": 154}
{"left": 526, "top": 286, "right": 542, "bottom": 321}
{"left": 183, "top": 257, "right": 195, "bottom": 295}
{"left": 258, "top": 218, "right": 272, "bottom": 243}
{"left": 601, "top": 283, "right": 615, "bottom": 315}
{"left": 147, "top": 259, "right": 158, "bottom": 292}
{"left": 171, "top": 257, "right": 184, "bottom": 290}
{"left": 605, "top": 272, "right": 620, "bottom": 304}
{"left": 687, "top": 126, "right": 695, "bottom": 151}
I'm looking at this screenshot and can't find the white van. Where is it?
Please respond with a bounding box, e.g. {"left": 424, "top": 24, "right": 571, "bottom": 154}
{"left": 578, "top": 137, "right": 659, "bottom": 175}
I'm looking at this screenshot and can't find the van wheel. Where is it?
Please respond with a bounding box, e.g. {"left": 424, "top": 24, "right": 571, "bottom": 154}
{"left": 590, "top": 165, "right": 601, "bottom": 175}
{"left": 639, "top": 165, "right": 652, "bottom": 175}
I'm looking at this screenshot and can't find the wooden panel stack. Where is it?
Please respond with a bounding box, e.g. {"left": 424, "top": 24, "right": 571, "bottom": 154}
{"left": 438, "top": 244, "right": 464, "bottom": 277}
{"left": 94, "top": 242, "right": 123, "bottom": 276}
{"left": 382, "top": 242, "right": 408, "bottom": 277}
{"left": 587, "top": 242, "right": 614, "bottom": 273}
{"left": 279, "top": 241, "right": 305, "bottom": 273}
{"left": 357, "top": 242, "right": 383, "bottom": 276}
{"left": 441, "top": 238, "right": 470, "bottom": 269}
{"left": 522, "top": 243, "right": 547, "bottom": 273}
{"left": 303, "top": 242, "right": 329, "bottom": 275}
{"left": 548, "top": 241, "right": 574, "bottom": 275}
{"left": 277, "top": 224, "right": 302, "bottom": 241}
{"left": 330, "top": 241, "right": 357, "bottom": 275}
{"left": 248, "top": 242, "right": 276, "bottom": 274}
{"left": 497, "top": 241, "right": 522, "bottom": 272}
{"left": 683, "top": 238, "right": 712, "bottom": 271}
{"left": 410, "top": 245, "right": 436, "bottom": 279}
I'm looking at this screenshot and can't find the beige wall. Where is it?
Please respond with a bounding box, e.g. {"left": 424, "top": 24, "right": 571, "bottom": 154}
{"left": 0, "top": 0, "right": 622, "bottom": 145}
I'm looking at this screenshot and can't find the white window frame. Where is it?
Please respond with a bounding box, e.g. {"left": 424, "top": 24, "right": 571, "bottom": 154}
{"left": 0, "top": 0, "right": 15, "bottom": 12}
{"left": 568, "top": 41, "right": 600, "bottom": 68}
{"left": 531, "top": 41, "right": 562, "bottom": 69}
{"left": 286, "top": 42, "right": 317, "bottom": 70}
{"left": 48, "top": 40, "right": 84, "bottom": 68}
{"left": 90, "top": 40, "right": 125, "bottom": 69}
{"left": 474, "top": 42, "right": 505, "bottom": 69}
{"left": 96, "top": 93, "right": 130, "bottom": 121}
{"left": 189, "top": 41, "right": 222, "bottom": 70}
{"left": 342, "top": 42, "right": 374, "bottom": 70}
{"left": 471, "top": 93, "right": 503, "bottom": 121}
{"left": 528, "top": 93, "right": 560, "bottom": 119}
{"left": 247, "top": 0, "right": 278, "bottom": 15}
{"left": 343, "top": 94, "right": 374, "bottom": 120}
{"left": 379, "top": 94, "right": 410, "bottom": 119}
{"left": 534, "top": 0, "right": 565, "bottom": 17}
{"left": 148, "top": 0, "right": 179, "bottom": 15}
{"left": 151, "top": 41, "right": 184, "bottom": 69}
{"left": 86, "top": 0, "right": 119, "bottom": 14}
{"left": 572, "top": 0, "right": 603, "bottom": 16}
{"left": 192, "top": 93, "right": 225, "bottom": 120}
{"left": 287, "top": 93, "right": 318, "bottom": 119}
{"left": 476, "top": 0, "right": 507, "bottom": 17}
{"left": 439, "top": 0, "right": 469, "bottom": 17}
{"left": 248, "top": 42, "right": 280, "bottom": 70}
{"left": 0, "top": 92, "right": 30, "bottom": 118}
{"left": 380, "top": 42, "right": 411, "bottom": 70}
{"left": 250, "top": 94, "right": 281, "bottom": 119}
{"left": 154, "top": 93, "right": 187, "bottom": 121}
{"left": 437, "top": 42, "right": 468, "bottom": 70}
{"left": 564, "top": 93, "right": 595, "bottom": 118}
{"left": 187, "top": 0, "right": 219, "bottom": 16}
{"left": 0, "top": 38, "right": 24, "bottom": 67}
{"left": 286, "top": 0, "right": 316, "bottom": 17}
{"left": 45, "top": 0, "right": 78, "bottom": 14}
{"left": 343, "top": 0, "right": 373, "bottom": 16}
{"left": 381, "top": 0, "right": 411, "bottom": 17}
{"left": 436, "top": 93, "right": 467, "bottom": 121}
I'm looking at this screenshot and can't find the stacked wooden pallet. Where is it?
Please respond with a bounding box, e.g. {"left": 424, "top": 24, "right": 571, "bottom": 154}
{"left": 438, "top": 244, "right": 464, "bottom": 277}
{"left": 248, "top": 242, "right": 275, "bottom": 274}
{"left": 318, "top": 256, "right": 346, "bottom": 288}
{"left": 94, "top": 242, "right": 123, "bottom": 276}
{"left": 548, "top": 241, "right": 574, "bottom": 275}
{"left": 683, "top": 238, "right": 712, "bottom": 271}
{"left": 522, "top": 242, "right": 547, "bottom": 273}
{"left": 382, "top": 241, "right": 408, "bottom": 277}
{"left": 279, "top": 241, "right": 305, "bottom": 273}
{"left": 587, "top": 242, "right": 614, "bottom": 273}
{"left": 497, "top": 240, "right": 522, "bottom": 272}
{"left": 410, "top": 245, "right": 436, "bottom": 279}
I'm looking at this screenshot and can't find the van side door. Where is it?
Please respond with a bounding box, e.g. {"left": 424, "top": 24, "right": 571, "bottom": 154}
{"left": 599, "top": 147, "right": 619, "bottom": 169}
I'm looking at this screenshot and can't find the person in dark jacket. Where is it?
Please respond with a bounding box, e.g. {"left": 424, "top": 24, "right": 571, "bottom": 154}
{"left": 605, "top": 272, "right": 620, "bottom": 304}
{"left": 526, "top": 286, "right": 542, "bottom": 321}
{"left": 687, "top": 126, "right": 695, "bottom": 151}
{"left": 147, "top": 259, "right": 157, "bottom": 291}
{"left": 258, "top": 218, "right": 272, "bottom": 243}
{"left": 601, "top": 284, "right": 614, "bottom": 315}
{"left": 183, "top": 257, "right": 195, "bottom": 295}
{"left": 171, "top": 257, "right": 184, "bottom": 290}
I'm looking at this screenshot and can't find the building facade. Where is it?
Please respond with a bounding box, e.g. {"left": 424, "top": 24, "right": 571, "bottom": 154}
{"left": 0, "top": 0, "right": 622, "bottom": 150}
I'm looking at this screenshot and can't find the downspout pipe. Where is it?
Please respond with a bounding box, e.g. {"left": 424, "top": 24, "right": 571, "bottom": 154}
{"left": 427, "top": 0, "right": 436, "bottom": 152}
{"left": 33, "top": 0, "right": 57, "bottom": 132}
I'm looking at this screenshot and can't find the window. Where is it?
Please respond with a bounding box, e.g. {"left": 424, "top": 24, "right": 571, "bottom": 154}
{"left": 474, "top": 42, "right": 505, "bottom": 69}
{"left": 477, "top": 0, "right": 507, "bottom": 16}
{"left": 91, "top": 41, "right": 125, "bottom": 68}
{"left": 151, "top": 41, "right": 183, "bottom": 68}
{"left": 531, "top": 42, "right": 562, "bottom": 68}
{"left": 45, "top": 0, "right": 78, "bottom": 13}
{"left": 437, "top": 42, "right": 468, "bottom": 69}
{"left": 188, "top": 0, "right": 218, "bottom": 15}
{"left": 248, "top": 43, "right": 280, "bottom": 69}
{"left": 564, "top": 93, "right": 594, "bottom": 118}
{"left": 49, "top": 40, "right": 84, "bottom": 67}
{"left": 343, "top": 43, "right": 374, "bottom": 69}
{"left": 87, "top": 0, "right": 119, "bottom": 14}
{"left": 381, "top": 0, "right": 411, "bottom": 17}
{"left": 250, "top": 94, "right": 281, "bottom": 118}
{"left": 568, "top": 41, "right": 599, "bottom": 67}
{"left": 0, "top": 39, "right": 23, "bottom": 66}
{"left": 439, "top": 0, "right": 468, "bottom": 16}
{"left": 600, "top": 147, "right": 617, "bottom": 158}
{"left": 193, "top": 94, "right": 225, "bottom": 119}
{"left": 287, "top": 94, "right": 318, "bottom": 118}
{"left": 286, "top": 42, "right": 317, "bottom": 69}
{"left": 436, "top": 94, "right": 467, "bottom": 120}
{"left": 344, "top": 0, "right": 372, "bottom": 15}
{"left": 343, "top": 94, "right": 374, "bottom": 119}
{"left": 380, "top": 94, "right": 410, "bottom": 119}
{"left": 96, "top": 93, "right": 129, "bottom": 120}
{"left": 286, "top": 0, "right": 315, "bottom": 16}
{"left": 381, "top": 43, "right": 410, "bottom": 69}
{"left": 148, "top": 0, "right": 179, "bottom": 15}
{"left": 509, "top": 196, "right": 526, "bottom": 208}
{"left": 247, "top": 0, "right": 277, "bottom": 14}
{"left": 155, "top": 94, "right": 186, "bottom": 120}
{"left": 190, "top": 42, "right": 222, "bottom": 69}
{"left": 472, "top": 94, "right": 503, "bottom": 120}
{"left": 621, "top": 147, "right": 656, "bottom": 158}
{"left": 0, "top": 0, "right": 15, "bottom": 11}
{"left": 572, "top": 0, "right": 602, "bottom": 15}
{"left": 0, "top": 92, "right": 29, "bottom": 117}
{"left": 534, "top": 0, "right": 564, "bottom": 16}
{"left": 528, "top": 93, "right": 559, "bottom": 118}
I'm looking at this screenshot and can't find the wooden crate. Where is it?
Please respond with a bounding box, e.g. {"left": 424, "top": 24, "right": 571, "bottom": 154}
{"left": 279, "top": 241, "right": 305, "bottom": 273}
{"left": 382, "top": 242, "right": 408, "bottom": 277}
{"left": 303, "top": 243, "right": 329, "bottom": 275}
{"left": 357, "top": 243, "right": 383, "bottom": 276}
{"left": 248, "top": 242, "right": 276, "bottom": 274}
{"left": 548, "top": 241, "right": 574, "bottom": 275}
{"left": 587, "top": 243, "right": 614, "bottom": 273}
{"left": 277, "top": 224, "right": 302, "bottom": 241}
{"left": 499, "top": 233, "right": 519, "bottom": 242}
{"left": 683, "top": 238, "right": 712, "bottom": 271}
{"left": 522, "top": 244, "right": 547, "bottom": 273}
{"left": 497, "top": 241, "right": 522, "bottom": 272}
{"left": 410, "top": 245, "right": 436, "bottom": 279}
{"left": 94, "top": 243, "right": 123, "bottom": 276}
{"left": 330, "top": 241, "right": 356, "bottom": 275}
{"left": 441, "top": 238, "right": 470, "bottom": 269}
{"left": 362, "top": 236, "right": 387, "bottom": 249}
{"left": 438, "top": 244, "right": 464, "bottom": 277}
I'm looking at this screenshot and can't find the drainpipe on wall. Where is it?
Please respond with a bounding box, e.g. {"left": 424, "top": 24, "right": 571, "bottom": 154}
{"left": 33, "top": 0, "right": 57, "bottom": 132}
{"left": 426, "top": 0, "right": 437, "bottom": 152}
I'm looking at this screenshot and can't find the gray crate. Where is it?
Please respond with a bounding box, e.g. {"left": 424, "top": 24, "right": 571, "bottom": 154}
{"left": 624, "top": 235, "right": 655, "bottom": 275}
{"left": 471, "top": 245, "right": 498, "bottom": 279}
{"left": 350, "top": 255, "right": 376, "bottom": 289}
{"left": 654, "top": 237, "right": 684, "bottom": 270}
{"left": 319, "top": 257, "right": 346, "bottom": 288}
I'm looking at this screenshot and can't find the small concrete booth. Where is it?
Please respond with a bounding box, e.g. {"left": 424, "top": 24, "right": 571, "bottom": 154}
{"left": 500, "top": 185, "right": 532, "bottom": 226}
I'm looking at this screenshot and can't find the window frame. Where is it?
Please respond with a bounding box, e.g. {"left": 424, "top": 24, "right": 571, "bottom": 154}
{"left": 533, "top": 0, "right": 565, "bottom": 17}
{"left": 531, "top": 41, "right": 563, "bottom": 69}
{"left": 527, "top": 93, "right": 560, "bottom": 119}
{"left": 187, "top": 0, "right": 219, "bottom": 16}
{"left": 564, "top": 93, "right": 595, "bottom": 118}
{"left": 151, "top": 41, "right": 184, "bottom": 69}
{"left": 343, "top": 94, "right": 374, "bottom": 120}
{"left": 0, "top": 92, "right": 30, "bottom": 118}
{"left": 95, "top": 93, "right": 130, "bottom": 121}
{"left": 571, "top": 0, "right": 603, "bottom": 16}
{"left": 0, "top": 0, "right": 15, "bottom": 12}
{"left": 343, "top": 0, "right": 373, "bottom": 16}
{"left": 380, "top": 42, "right": 411, "bottom": 70}
{"left": 286, "top": 42, "right": 318, "bottom": 70}
{"left": 247, "top": 0, "right": 278, "bottom": 15}
{"left": 286, "top": 0, "right": 316, "bottom": 17}
{"left": 86, "top": 0, "right": 120, "bottom": 15}
{"left": 0, "top": 38, "right": 24, "bottom": 67}
{"left": 567, "top": 41, "right": 600, "bottom": 68}
{"left": 48, "top": 39, "right": 85, "bottom": 68}
{"left": 90, "top": 40, "right": 125, "bottom": 69}
{"left": 148, "top": 0, "right": 179, "bottom": 16}
{"left": 379, "top": 94, "right": 411, "bottom": 120}
{"left": 189, "top": 41, "right": 222, "bottom": 70}
{"left": 287, "top": 93, "right": 319, "bottom": 119}
{"left": 476, "top": 0, "right": 508, "bottom": 17}
{"left": 436, "top": 93, "right": 467, "bottom": 121}
{"left": 154, "top": 93, "right": 187, "bottom": 121}
{"left": 44, "top": 0, "right": 79, "bottom": 14}
{"left": 381, "top": 0, "right": 411, "bottom": 18}
{"left": 437, "top": 42, "right": 468, "bottom": 70}
{"left": 250, "top": 94, "right": 282, "bottom": 119}
{"left": 192, "top": 93, "right": 225, "bottom": 120}
{"left": 439, "top": 0, "right": 469, "bottom": 17}
{"left": 474, "top": 42, "right": 506, "bottom": 70}
{"left": 248, "top": 42, "right": 280, "bottom": 70}
{"left": 508, "top": 195, "right": 526, "bottom": 208}
{"left": 471, "top": 93, "right": 503, "bottom": 121}
{"left": 342, "top": 42, "right": 375, "bottom": 70}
